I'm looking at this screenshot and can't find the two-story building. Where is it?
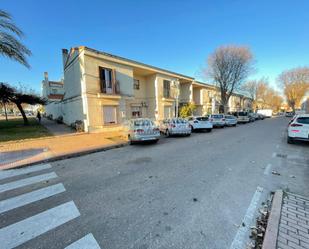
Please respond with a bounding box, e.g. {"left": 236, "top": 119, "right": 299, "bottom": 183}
{"left": 43, "top": 46, "right": 252, "bottom": 132}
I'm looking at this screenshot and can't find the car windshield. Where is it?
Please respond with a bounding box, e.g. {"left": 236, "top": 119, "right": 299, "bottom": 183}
{"left": 225, "top": 115, "right": 234, "bottom": 119}
{"left": 296, "top": 117, "right": 309, "bottom": 124}
{"left": 196, "top": 117, "right": 208, "bottom": 121}
{"left": 172, "top": 119, "right": 187, "bottom": 124}
{"left": 212, "top": 115, "right": 223, "bottom": 118}
{"left": 238, "top": 112, "right": 248, "bottom": 116}
{"left": 134, "top": 119, "right": 153, "bottom": 126}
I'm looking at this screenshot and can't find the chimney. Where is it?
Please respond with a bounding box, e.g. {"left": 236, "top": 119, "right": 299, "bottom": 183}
{"left": 62, "top": 49, "right": 68, "bottom": 69}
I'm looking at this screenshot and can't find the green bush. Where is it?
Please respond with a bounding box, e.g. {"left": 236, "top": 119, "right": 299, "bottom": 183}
{"left": 179, "top": 103, "right": 196, "bottom": 118}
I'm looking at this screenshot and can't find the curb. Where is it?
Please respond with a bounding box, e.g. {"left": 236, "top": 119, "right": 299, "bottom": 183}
{"left": 262, "top": 190, "right": 283, "bottom": 249}
{"left": 0, "top": 142, "right": 128, "bottom": 170}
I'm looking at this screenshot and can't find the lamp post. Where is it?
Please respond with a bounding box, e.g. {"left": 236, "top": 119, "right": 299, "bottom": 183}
{"left": 173, "top": 80, "right": 180, "bottom": 118}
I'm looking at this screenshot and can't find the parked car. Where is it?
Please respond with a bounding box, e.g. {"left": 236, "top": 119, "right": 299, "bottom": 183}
{"left": 159, "top": 118, "right": 191, "bottom": 137}
{"left": 287, "top": 114, "right": 309, "bottom": 144}
{"left": 234, "top": 111, "right": 250, "bottom": 123}
{"left": 187, "top": 116, "right": 213, "bottom": 132}
{"left": 285, "top": 111, "right": 295, "bottom": 117}
{"left": 127, "top": 118, "right": 160, "bottom": 144}
{"left": 209, "top": 114, "right": 225, "bottom": 128}
{"left": 248, "top": 113, "right": 256, "bottom": 122}
{"left": 257, "top": 113, "right": 265, "bottom": 120}
{"left": 252, "top": 113, "right": 259, "bottom": 120}
{"left": 224, "top": 115, "right": 238, "bottom": 127}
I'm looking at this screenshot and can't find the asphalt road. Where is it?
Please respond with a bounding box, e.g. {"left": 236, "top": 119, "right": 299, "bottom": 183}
{"left": 0, "top": 117, "right": 308, "bottom": 249}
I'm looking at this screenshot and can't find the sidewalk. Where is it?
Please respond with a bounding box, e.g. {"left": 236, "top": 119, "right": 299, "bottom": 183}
{"left": 0, "top": 132, "right": 127, "bottom": 170}
{"left": 263, "top": 191, "right": 309, "bottom": 249}
{"left": 40, "top": 118, "right": 75, "bottom": 135}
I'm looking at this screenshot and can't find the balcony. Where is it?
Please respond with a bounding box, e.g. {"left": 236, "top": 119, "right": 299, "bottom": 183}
{"left": 100, "top": 80, "right": 120, "bottom": 95}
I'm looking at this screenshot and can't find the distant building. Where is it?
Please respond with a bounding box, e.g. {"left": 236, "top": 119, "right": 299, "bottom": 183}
{"left": 41, "top": 72, "right": 64, "bottom": 101}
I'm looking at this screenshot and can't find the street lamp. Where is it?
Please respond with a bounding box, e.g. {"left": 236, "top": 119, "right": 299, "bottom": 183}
{"left": 172, "top": 80, "right": 180, "bottom": 118}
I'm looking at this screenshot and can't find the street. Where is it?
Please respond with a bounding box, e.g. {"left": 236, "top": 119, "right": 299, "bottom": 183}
{"left": 0, "top": 117, "right": 308, "bottom": 249}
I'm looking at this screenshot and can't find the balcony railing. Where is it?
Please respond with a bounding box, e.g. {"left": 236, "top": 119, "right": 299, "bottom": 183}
{"left": 101, "top": 80, "right": 120, "bottom": 95}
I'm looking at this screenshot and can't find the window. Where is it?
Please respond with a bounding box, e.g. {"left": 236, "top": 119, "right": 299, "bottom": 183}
{"left": 133, "top": 79, "right": 140, "bottom": 90}
{"left": 196, "top": 117, "right": 209, "bottom": 121}
{"left": 103, "top": 106, "right": 117, "bottom": 125}
{"left": 99, "top": 67, "right": 113, "bottom": 93}
{"left": 131, "top": 106, "right": 141, "bottom": 118}
{"left": 296, "top": 117, "right": 309, "bottom": 124}
{"left": 163, "top": 80, "right": 170, "bottom": 98}
{"left": 52, "top": 89, "right": 57, "bottom": 94}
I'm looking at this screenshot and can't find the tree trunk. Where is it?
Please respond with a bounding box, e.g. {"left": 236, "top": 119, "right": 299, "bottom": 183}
{"left": 3, "top": 102, "right": 8, "bottom": 121}
{"left": 15, "top": 102, "right": 29, "bottom": 125}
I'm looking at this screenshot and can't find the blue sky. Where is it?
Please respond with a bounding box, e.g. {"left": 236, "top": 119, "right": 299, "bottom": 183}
{"left": 1, "top": 0, "right": 309, "bottom": 93}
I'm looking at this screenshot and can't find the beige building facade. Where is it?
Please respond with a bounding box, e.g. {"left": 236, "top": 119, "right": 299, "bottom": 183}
{"left": 43, "top": 46, "right": 252, "bottom": 132}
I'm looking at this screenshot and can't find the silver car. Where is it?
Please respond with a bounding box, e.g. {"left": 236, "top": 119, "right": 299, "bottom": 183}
{"left": 159, "top": 118, "right": 191, "bottom": 137}
{"left": 224, "top": 115, "right": 237, "bottom": 127}
{"left": 127, "top": 118, "right": 160, "bottom": 144}
{"left": 209, "top": 114, "right": 226, "bottom": 128}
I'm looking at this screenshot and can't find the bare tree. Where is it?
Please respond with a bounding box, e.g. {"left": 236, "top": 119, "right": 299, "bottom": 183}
{"left": 205, "top": 45, "right": 254, "bottom": 113}
{"left": 278, "top": 67, "right": 309, "bottom": 112}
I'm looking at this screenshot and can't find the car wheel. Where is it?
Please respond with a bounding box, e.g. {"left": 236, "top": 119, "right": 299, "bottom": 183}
{"left": 128, "top": 136, "right": 134, "bottom": 145}
{"left": 166, "top": 129, "right": 170, "bottom": 137}
{"left": 191, "top": 126, "right": 194, "bottom": 132}
{"left": 206, "top": 128, "right": 212, "bottom": 132}
{"left": 153, "top": 139, "right": 159, "bottom": 144}
{"left": 233, "top": 124, "right": 237, "bottom": 127}
{"left": 287, "top": 136, "right": 294, "bottom": 144}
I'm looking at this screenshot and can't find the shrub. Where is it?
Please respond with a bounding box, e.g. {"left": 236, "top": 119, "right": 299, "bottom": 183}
{"left": 56, "top": 116, "right": 63, "bottom": 124}
{"left": 179, "top": 103, "right": 196, "bottom": 118}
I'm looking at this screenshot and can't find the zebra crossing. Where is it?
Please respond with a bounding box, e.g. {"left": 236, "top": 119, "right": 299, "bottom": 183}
{"left": 0, "top": 163, "right": 101, "bottom": 249}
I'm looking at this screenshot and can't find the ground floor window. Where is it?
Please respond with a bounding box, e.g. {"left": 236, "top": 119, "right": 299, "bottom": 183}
{"left": 131, "top": 106, "right": 141, "bottom": 118}
{"left": 103, "top": 106, "right": 117, "bottom": 125}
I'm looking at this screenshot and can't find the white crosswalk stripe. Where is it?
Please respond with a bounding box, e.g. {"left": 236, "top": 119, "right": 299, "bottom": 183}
{"left": 0, "top": 164, "right": 52, "bottom": 181}
{"left": 0, "top": 201, "right": 80, "bottom": 249}
{"left": 0, "top": 172, "right": 57, "bottom": 193}
{"left": 65, "top": 234, "right": 101, "bottom": 249}
{"left": 0, "top": 165, "right": 101, "bottom": 249}
{"left": 0, "top": 183, "right": 66, "bottom": 214}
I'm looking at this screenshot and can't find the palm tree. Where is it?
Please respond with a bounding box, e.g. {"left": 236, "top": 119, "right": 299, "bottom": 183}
{"left": 0, "top": 10, "right": 31, "bottom": 68}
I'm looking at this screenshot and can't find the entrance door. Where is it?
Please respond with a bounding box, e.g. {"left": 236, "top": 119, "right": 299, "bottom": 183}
{"left": 164, "top": 106, "right": 171, "bottom": 119}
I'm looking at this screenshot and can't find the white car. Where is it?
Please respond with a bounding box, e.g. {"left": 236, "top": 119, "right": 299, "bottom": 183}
{"left": 224, "top": 115, "right": 238, "bottom": 127}
{"left": 159, "top": 118, "right": 191, "bottom": 137}
{"left": 187, "top": 116, "right": 213, "bottom": 132}
{"left": 287, "top": 114, "right": 309, "bottom": 144}
{"left": 127, "top": 118, "right": 160, "bottom": 144}
{"left": 209, "top": 114, "right": 225, "bottom": 128}
{"left": 236, "top": 111, "right": 250, "bottom": 123}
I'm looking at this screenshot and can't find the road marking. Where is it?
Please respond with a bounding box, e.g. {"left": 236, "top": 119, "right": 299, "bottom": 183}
{"left": 264, "top": 164, "right": 272, "bottom": 175}
{"left": 230, "top": 186, "right": 263, "bottom": 249}
{"left": 0, "top": 172, "right": 57, "bottom": 193}
{"left": 0, "top": 164, "right": 52, "bottom": 181}
{"left": 0, "top": 201, "right": 80, "bottom": 249}
{"left": 0, "top": 183, "right": 65, "bottom": 214}
{"left": 272, "top": 152, "right": 276, "bottom": 158}
{"left": 65, "top": 233, "right": 101, "bottom": 249}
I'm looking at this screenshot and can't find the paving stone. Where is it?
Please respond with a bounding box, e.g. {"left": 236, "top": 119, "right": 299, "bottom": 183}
{"left": 276, "top": 193, "right": 309, "bottom": 249}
